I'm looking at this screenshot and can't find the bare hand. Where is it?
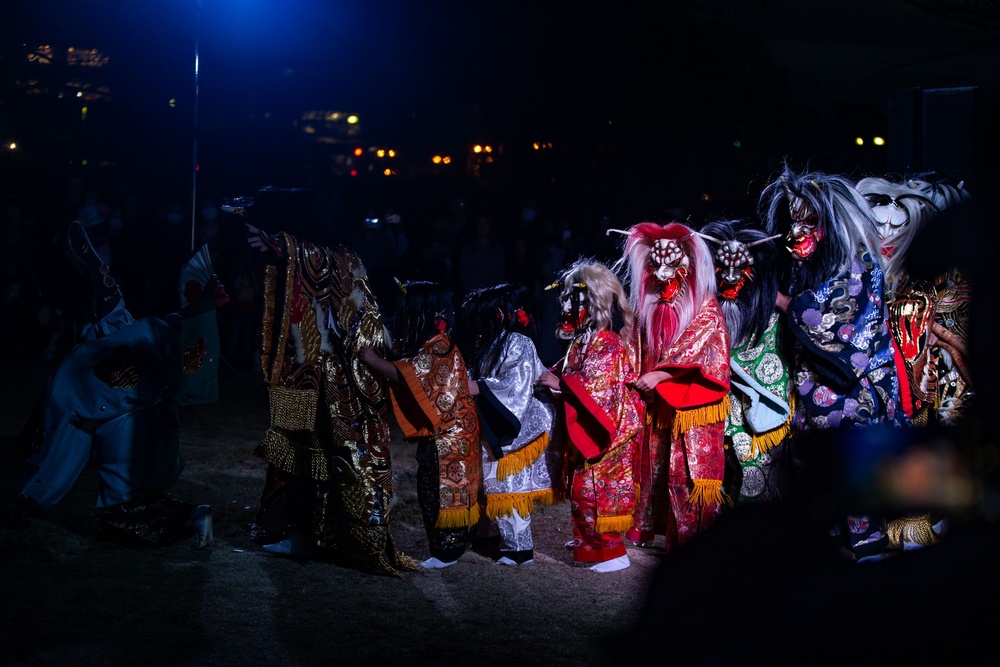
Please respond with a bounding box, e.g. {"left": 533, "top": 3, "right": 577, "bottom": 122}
{"left": 359, "top": 345, "right": 381, "bottom": 367}
{"left": 635, "top": 370, "right": 670, "bottom": 393}
{"left": 246, "top": 223, "right": 277, "bottom": 254}
{"left": 775, "top": 291, "right": 791, "bottom": 313}
{"left": 537, "top": 371, "right": 561, "bottom": 390}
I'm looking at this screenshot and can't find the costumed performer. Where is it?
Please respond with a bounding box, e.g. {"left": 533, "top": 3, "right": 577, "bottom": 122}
{"left": 700, "top": 219, "right": 793, "bottom": 504}
{"left": 242, "top": 186, "right": 414, "bottom": 576}
{"left": 760, "top": 165, "right": 909, "bottom": 562}
{"left": 537, "top": 259, "right": 642, "bottom": 572}
{"left": 857, "top": 173, "right": 972, "bottom": 550}
{"left": 12, "top": 221, "right": 221, "bottom": 548}
{"left": 461, "top": 283, "right": 559, "bottom": 566}
{"left": 613, "top": 222, "right": 731, "bottom": 552}
{"left": 360, "top": 280, "right": 481, "bottom": 569}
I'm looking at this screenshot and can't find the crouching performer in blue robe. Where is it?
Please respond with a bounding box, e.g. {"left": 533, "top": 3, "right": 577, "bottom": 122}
{"left": 11, "top": 221, "right": 224, "bottom": 548}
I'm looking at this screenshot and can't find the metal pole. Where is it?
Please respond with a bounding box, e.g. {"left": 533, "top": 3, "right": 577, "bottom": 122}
{"left": 191, "top": 0, "right": 202, "bottom": 252}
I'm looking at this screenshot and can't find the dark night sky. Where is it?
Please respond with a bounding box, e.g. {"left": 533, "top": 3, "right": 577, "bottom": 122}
{"left": 2, "top": 1, "right": 999, "bottom": 220}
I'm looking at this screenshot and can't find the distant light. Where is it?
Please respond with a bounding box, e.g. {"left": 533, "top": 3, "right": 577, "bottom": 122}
{"left": 533, "top": 142, "right": 540, "bottom": 150}
{"left": 387, "top": 149, "right": 396, "bottom": 158}
{"left": 82, "top": 159, "right": 88, "bottom": 165}
{"left": 855, "top": 137, "right": 864, "bottom": 146}
{"left": 347, "top": 115, "right": 359, "bottom": 124}
{"left": 873, "top": 136, "right": 885, "bottom": 146}
{"left": 383, "top": 168, "right": 392, "bottom": 176}
{"left": 484, "top": 145, "right": 492, "bottom": 153}
{"left": 7, "top": 142, "right": 16, "bottom": 150}
{"left": 376, "top": 149, "right": 386, "bottom": 158}
{"left": 473, "top": 145, "right": 482, "bottom": 153}
{"left": 81, "top": 106, "right": 88, "bottom": 120}
{"left": 733, "top": 140, "right": 741, "bottom": 148}
{"left": 353, "top": 147, "right": 363, "bottom": 157}
{"left": 700, "top": 192, "right": 711, "bottom": 202}
{"left": 442, "top": 156, "right": 452, "bottom": 165}
{"left": 76, "top": 91, "right": 83, "bottom": 98}
{"left": 350, "top": 169, "right": 358, "bottom": 177}
{"left": 432, "top": 155, "right": 442, "bottom": 164}
{"left": 169, "top": 98, "right": 176, "bottom": 108}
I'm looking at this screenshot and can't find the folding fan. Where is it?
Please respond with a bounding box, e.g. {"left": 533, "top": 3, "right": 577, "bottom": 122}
{"left": 180, "top": 244, "right": 215, "bottom": 307}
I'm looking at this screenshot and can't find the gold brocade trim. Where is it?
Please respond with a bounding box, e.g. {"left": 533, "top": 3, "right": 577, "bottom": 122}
{"left": 265, "top": 234, "right": 298, "bottom": 385}
{"left": 887, "top": 513, "right": 940, "bottom": 549}
{"left": 496, "top": 433, "right": 549, "bottom": 481}
{"left": 595, "top": 514, "right": 634, "bottom": 534}
{"left": 687, "top": 478, "right": 729, "bottom": 508}
{"left": 671, "top": 395, "right": 731, "bottom": 439}
{"left": 268, "top": 386, "right": 319, "bottom": 431}
{"left": 435, "top": 504, "right": 481, "bottom": 530}
{"left": 260, "top": 264, "right": 277, "bottom": 377}
{"left": 254, "top": 427, "right": 329, "bottom": 480}
{"left": 485, "top": 489, "right": 557, "bottom": 520}
{"left": 299, "top": 301, "right": 322, "bottom": 361}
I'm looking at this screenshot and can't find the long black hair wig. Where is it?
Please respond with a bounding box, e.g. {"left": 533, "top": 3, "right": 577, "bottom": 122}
{"left": 459, "top": 282, "right": 537, "bottom": 379}
{"left": 391, "top": 280, "right": 455, "bottom": 358}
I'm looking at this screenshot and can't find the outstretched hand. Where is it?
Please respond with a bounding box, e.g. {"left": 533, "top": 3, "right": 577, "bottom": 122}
{"left": 246, "top": 223, "right": 277, "bottom": 254}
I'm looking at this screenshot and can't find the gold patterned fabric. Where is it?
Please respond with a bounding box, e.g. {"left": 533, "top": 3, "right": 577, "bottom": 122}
{"left": 390, "top": 333, "right": 482, "bottom": 528}
{"left": 254, "top": 232, "right": 412, "bottom": 575}
{"left": 890, "top": 267, "right": 973, "bottom": 426}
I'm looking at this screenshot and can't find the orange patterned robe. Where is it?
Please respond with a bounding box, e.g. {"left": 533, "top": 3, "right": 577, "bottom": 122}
{"left": 390, "top": 333, "right": 481, "bottom": 534}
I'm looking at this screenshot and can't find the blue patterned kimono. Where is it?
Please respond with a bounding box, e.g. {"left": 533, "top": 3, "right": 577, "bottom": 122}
{"left": 787, "top": 246, "right": 909, "bottom": 561}
{"left": 788, "top": 247, "right": 907, "bottom": 431}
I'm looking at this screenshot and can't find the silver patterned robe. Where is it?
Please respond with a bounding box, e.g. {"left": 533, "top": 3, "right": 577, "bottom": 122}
{"left": 474, "top": 332, "right": 559, "bottom": 554}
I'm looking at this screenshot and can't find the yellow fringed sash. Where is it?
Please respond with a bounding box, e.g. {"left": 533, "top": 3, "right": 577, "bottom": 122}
{"left": 749, "top": 421, "right": 790, "bottom": 458}
{"left": 485, "top": 488, "right": 558, "bottom": 520}
{"left": 887, "top": 513, "right": 941, "bottom": 549}
{"left": 435, "top": 504, "right": 481, "bottom": 530}
{"left": 496, "top": 433, "right": 549, "bottom": 481}
{"left": 671, "top": 395, "right": 731, "bottom": 439}
{"left": 749, "top": 392, "right": 795, "bottom": 458}
{"left": 687, "top": 478, "right": 729, "bottom": 507}
{"left": 595, "top": 514, "right": 634, "bottom": 534}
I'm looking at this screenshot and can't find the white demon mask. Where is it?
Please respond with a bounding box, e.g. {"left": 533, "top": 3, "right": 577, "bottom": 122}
{"left": 650, "top": 238, "right": 689, "bottom": 303}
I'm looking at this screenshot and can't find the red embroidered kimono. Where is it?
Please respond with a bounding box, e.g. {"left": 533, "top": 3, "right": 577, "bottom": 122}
{"left": 629, "top": 296, "right": 731, "bottom": 552}
{"left": 560, "top": 329, "right": 643, "bottom": 563}
{"left": 390, "top": 333, "right": 481, "bottom": 530}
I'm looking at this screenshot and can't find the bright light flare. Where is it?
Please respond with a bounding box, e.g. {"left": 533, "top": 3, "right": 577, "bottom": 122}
{"left": 873, "top": 136, "right": 885, "bottom": 146}
{"left": 347, "top": 115, "right": 359, "bottom": 124}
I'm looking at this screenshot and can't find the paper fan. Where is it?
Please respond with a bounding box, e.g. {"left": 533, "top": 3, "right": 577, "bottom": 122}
{"left": 179, "top": 244, "right": 215, "bottom": 307}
